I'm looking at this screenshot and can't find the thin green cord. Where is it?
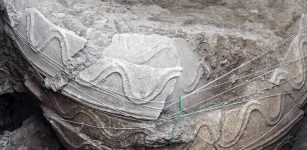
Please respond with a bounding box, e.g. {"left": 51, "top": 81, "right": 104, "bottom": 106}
{"left": 179, "top": 96, "right": 187, "bottom": 114}
{"left": 170, "top": 96, "right": 184, "bottom": 150}
{"left": 169, "top": 96, "right": 242, "bottom": 149}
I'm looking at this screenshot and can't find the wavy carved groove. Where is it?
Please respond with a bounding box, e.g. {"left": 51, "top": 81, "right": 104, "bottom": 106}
{"left": 25, "top": 9, "right": 67, "bottom": 65}
{"left": 23, "top": 8, "right": 86, "bottom": 67}
{"left": 219, "top": 98, "right": 284, "bottom": 148}
{"left": 216, "top": 18, "right": 307, "bottom": 148}
{"left": 44, "top": 94, "right": 151, "bottom": 148}
{"left": 288, "top": 33, "right": 307, "bottom": 89}
{"left": 78, "top": 54, "right": 182, "bottom": 105}
{"left": 196, "top": 118, "right": 220, "bottom": 144}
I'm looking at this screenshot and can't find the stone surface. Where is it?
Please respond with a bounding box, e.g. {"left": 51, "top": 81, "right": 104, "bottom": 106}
{"left": 293, "top": 116, "right": 307, "bottom": 150}
{"left": 0, "top": 115, "right": 62, "bottom": 150}
{"left": 1, "top": 0, "right": 307, "bottom": 149}
{"left": 0, "top": 92, "right": 62, "bottom": 150}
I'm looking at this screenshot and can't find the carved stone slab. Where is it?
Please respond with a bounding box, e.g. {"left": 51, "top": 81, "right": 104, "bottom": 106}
{"left": 63, "top": 33, "right": 183, "bottom": 119}
{"left": 3, "top": 1, "right": 307, "bottom": 149}
{"left": 15, "top": 8, "right": 87, "bottom": 77}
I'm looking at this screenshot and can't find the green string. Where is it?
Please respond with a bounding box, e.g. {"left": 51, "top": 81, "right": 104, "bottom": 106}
{"left": 179, "top": 96, "right": 187, "bottom": 113}
{"left": 169, "top": 95, "right": 242, "bottom": 149}
{"left": 170, "top": 96, "right": 184, "bottom": 150}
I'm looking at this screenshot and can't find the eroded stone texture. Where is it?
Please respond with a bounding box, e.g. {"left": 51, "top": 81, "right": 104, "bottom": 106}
{"left": 0, "top": 115, "right": 62, "bottom": 150}
{"left": 2, "top": 0, "right": 307, "bottom": 149}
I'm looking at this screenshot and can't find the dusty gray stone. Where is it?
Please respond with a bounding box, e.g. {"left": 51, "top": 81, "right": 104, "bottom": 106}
{"left": 2, "top": 0, "right": 307, "bottom": 149}
{"left": 0, "top": 115, "right": 62, "bottom": 150}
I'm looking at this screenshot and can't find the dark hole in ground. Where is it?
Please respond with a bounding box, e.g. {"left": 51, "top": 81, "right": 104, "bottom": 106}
{"left": 0, "top": 92, "right": 41, "bottom": 133}
{"left": 0, "top": 92, "right": 64, "bottom": 149}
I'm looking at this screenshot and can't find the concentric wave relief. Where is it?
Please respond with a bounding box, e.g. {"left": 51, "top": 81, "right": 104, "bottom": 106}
{"left": 6, "top": 4, "right": 307, "bottom": 150}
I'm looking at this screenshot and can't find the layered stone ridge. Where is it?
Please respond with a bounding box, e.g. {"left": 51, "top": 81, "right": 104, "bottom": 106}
{"left": 9, "top": 7, "right": 187, "bottom": 120}
{"left": 2, "top": 0, "right": 307, "bottom": 149}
